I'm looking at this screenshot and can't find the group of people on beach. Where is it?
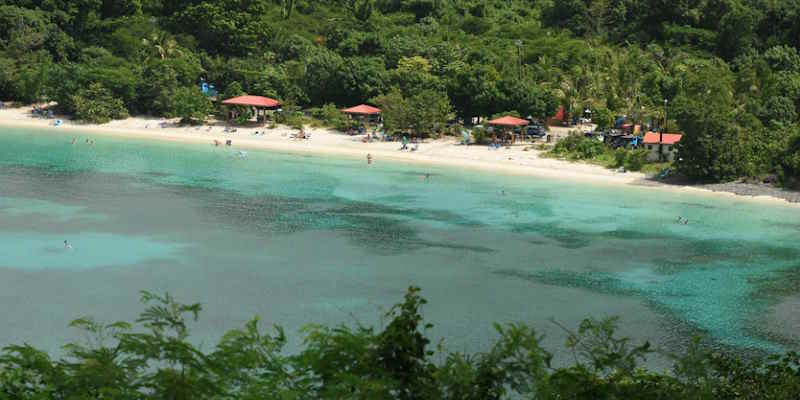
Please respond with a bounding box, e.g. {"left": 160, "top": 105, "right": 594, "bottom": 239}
{"left": 399, "top": 135, "right": 420, "bottom": 151}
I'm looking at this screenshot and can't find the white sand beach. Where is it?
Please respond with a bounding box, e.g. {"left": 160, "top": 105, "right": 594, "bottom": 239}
{"left": 0, "top": 105, "right": 796, "bottom": 206}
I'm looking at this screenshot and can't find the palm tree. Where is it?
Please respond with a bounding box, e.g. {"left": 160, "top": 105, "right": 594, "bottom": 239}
{"left": 142, "top": 32, "right": 183, "bottom": 61}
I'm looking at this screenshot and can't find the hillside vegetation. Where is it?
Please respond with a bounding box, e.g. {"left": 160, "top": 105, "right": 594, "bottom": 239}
{"left": 1, "top": 0, "right": 800, "bottom": 184}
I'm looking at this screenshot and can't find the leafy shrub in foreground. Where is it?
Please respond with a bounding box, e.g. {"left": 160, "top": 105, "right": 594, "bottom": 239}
{"left": 1, "top": 287, "right": 799, "bottom": 399}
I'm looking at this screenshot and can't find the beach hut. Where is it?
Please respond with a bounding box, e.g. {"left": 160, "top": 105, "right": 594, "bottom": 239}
{"left": 342, "top": 104, "right": 382, "bottom": 130}
{"left": 488, "top": 115, "right": 529, "bottom": 144}
{"left": 221, "top": 95, "right": 282, "bottom": 124}
{"left": 342, "top": 104, "right": 381, "bottom": 116}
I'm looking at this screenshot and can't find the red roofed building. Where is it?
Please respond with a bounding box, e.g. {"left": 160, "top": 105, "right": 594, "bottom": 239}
{"left": 643, "top": 132, "right": 682, "bottom": 162}
{"left": 342, "top": 104, "right": 381, "bottom": 115}
{"left": 487, "top": 116, "right": 529, "bottom": 126}
{"left": 342, "top": 104, "right": 382, "bottom": 126}
{"left": 221, "top": 95, "right": 281, "bottom": 108}
{"left": 221, "top": 95, "right": 282, "bottom": 125}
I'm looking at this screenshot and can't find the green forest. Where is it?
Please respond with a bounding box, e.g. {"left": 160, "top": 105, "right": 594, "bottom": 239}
{"left": 1, "top": 287, "right": 799, "bottom": 399}
{"left": 1, "top": 0, "right": 800, "bottom": 184}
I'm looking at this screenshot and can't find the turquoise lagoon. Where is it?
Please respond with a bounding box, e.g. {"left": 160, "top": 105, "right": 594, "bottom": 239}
{"left": 1, "top": 127, "right": 799, "bottom": 361}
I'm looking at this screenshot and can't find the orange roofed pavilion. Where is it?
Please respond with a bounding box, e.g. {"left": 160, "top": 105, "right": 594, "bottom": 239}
{"left": 488, "top": 116, "right": 529, "bottom": 126}
{"left": 342, "top": 104, "right": 382, "bottom": 115}
{"left": 221, "top": 95, "right": 281, "bottom": 108}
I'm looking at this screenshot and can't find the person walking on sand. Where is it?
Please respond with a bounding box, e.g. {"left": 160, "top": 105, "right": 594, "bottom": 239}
{"left": 400, "top": 135, "right": 408, "bottom": 150}
{"left": 367, "top": 153, "right": 373, "bottom": 164}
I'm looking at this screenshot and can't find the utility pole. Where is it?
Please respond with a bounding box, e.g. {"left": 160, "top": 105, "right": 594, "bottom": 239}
{"left": 663, "top": 98, "right": 668, "bottom": 133}
{"left": 515, "top": 39, "right": 522, "bottom": 80}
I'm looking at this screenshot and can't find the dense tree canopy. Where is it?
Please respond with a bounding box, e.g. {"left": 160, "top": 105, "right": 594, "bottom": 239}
{"left": 1, "top": 0, "right": 800, "bottom": 183}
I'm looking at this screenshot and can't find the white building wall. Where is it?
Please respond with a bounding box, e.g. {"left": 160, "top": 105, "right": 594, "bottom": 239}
{"left": 645, "top": 144, "right": 678, "bottom": 162}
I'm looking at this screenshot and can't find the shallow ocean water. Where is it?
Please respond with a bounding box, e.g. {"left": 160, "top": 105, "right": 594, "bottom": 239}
{"left": 1, "top": 127, "right": 798, "bottom": 362}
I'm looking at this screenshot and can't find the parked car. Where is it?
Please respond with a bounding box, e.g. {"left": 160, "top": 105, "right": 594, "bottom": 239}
{"left": 526, "top": 124, "right": 546, "bottom": 138}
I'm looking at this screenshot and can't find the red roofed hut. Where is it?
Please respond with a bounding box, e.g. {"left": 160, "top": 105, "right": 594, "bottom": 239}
{"left": 643, "top": 131, "right": 682, "bottom": 162}
{"left": 488, "top": 115, "right": 529, "bottom": 144}
{"left": 342, "top": 104, "right": 382, "bottom": 130}
{"left": 221, "top": 95, "right": 281, "bottom": 125}
{"left": 342, "top": 104, "right": 381, "bottom": 115}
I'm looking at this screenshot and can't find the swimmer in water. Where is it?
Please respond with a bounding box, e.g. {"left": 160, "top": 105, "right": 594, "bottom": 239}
{"left": 64, "top": 240, "right": 72, "bottom": 250}
{"left": 71, "top": 138, "right": 76, "bottom": 145}
{"left": 677, "top": 216, "right": 683, "bottom": 223}
{"left": 684, "top": 219, "right": 689, "bottom": 225}
{"left": 85, "top": 138, "right": 89, "bottom": 144}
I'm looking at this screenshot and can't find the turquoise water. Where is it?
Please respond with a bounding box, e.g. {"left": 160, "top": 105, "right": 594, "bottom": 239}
{"left": 1, "top": 127, "right": 799, "bottom": 360}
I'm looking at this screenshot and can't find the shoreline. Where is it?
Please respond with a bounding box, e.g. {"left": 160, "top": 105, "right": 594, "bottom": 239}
{"left": 1, "top": 107, "right": 798, "bottom": 207}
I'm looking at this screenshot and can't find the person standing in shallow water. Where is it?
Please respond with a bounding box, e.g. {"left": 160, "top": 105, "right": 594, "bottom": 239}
{"left": 64, "top": 240, "right": 72, "bottom": 250}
